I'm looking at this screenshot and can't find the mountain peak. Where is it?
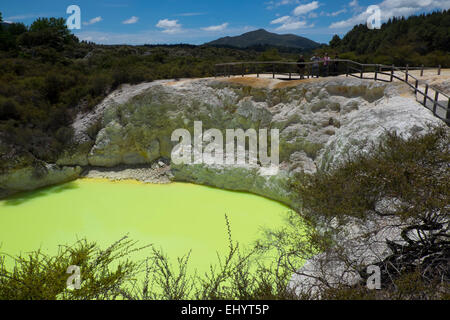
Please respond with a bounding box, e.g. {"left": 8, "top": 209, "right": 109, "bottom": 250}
{"left": 206, "top": 29, "right": 320, "bottom": 50}
{"left": 251, "top": 28, "right": 270, "bottom": 33}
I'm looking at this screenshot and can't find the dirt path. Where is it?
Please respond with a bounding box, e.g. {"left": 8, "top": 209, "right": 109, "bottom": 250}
{"left": 215, "top": 68, "right": 450, "bottom": 121}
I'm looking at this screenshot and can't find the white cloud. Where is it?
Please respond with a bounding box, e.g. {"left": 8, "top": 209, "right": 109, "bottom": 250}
{"left": 330, "top": 0, "right": 450, "bottom": 29}
{"left": 269, "top": 1, "right": 319, "bottom": 30}
{"left": 330, "top": 9, "right": 347, "bottom": 16}
{"left": 156, "top": 19, "right": 181, "bottom": 29}
{"left": 266, "top": 0, "right": 300, "bottom": 10}
{"left": 276, "top": 21, "right": 308, "bottom": 30}
{"left": 5, "top": 13, "right": 42, "bottom": 21}
{"left": 270, "top": 15, "right": 313, "bottom": 31}
{"left": 270, "top": 16, "right": 291, "bottom": 24}
{"left": 293, "top": 1, "right": 319, "bottom": 16}
{"left": 162, "top": 28, "right": 182, "bottom": 34}
{"left": 122, "top": 16, "right": 139, "bottom": 24}
{"left": 349, "top": 0, "right": 358, "bottom": 7}
{"left": 156, "top": 19, "right": 183, "bottom": 34}
{"left": 83, "top": 16, "right": 102, "bottom": 26}
{"left": 202, "top": 23, "right": 229, "bottom": 32}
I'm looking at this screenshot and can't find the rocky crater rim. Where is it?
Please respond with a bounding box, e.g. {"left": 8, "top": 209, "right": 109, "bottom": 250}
{"left": 0, "top": 76, "right": 445, "bottom": 207}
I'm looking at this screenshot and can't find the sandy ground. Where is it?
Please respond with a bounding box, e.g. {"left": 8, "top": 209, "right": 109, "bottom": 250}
{"left": 213, "top": 68, "right": 450, "bottom": 120}
{"left": 82, "top": 163, "right": 173, "bottom": 184}
{"left": 215, "top": 69, "right": 449, "bottom": 89}
{"left": 156, "top": 68, "right": 449, "bottom": 121}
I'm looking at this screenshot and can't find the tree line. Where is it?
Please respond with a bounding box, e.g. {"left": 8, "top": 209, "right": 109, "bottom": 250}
{"left": 327, "top": 10, "right": 450, "bottom": 67}
{"left": 0, "top": 14, "right": 266, "bottom": 172}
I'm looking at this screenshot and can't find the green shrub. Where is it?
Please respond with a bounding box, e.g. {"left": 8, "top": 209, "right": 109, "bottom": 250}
{"left": 0, "top": 97, "right": 19, "bottom": 120}
{"left": 88, "top": 74, "right": 111, "bottom": 96}
{"left": 55, "top": 126, "right": 74, "bottom": 144}
{"left": 290, "top": 126, "right": 450, "bottom": 298}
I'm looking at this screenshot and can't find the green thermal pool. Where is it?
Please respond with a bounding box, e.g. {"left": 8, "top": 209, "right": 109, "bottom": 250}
{"left": 0, "top": 179, "right": 290, "bottom": 275}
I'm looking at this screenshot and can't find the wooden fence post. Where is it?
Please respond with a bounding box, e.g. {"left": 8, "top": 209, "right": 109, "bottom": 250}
{"left": 433, "top": 91, "right": 439, "bottom": 114}
{"left": 241, "top": 64, "right": 244, "bottom": 77}
{"left": 423, "top": 84, "right": 429, "bottom": 106}
{"left": 405, "top": 64, "right": 409, "bottom": 82}
{"left": 346, "top": 61, "right": 349, "bottom": 77}
{"left": 390, "top": 65, "right": 394, "bottom": 82}
{"left": 420, "top": 65, "right": 424, "bottom": 77}
{"left": 374, "top": 65, "right": 378, "bottom": 81}
{"left": 446, "top": 98, "right": 450, "bottom": 124}
{"left": 272, "top": 64, "right": 275, "bottom": 79}
{"left": 415, "top": 79, "right": 419, "bottom": 95}
{"left": 438, "top": 65, "right": 441, "bottom": 76}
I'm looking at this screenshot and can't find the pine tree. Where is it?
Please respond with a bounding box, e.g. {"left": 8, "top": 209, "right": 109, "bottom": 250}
{"left": 329, "top": 34, "right": 341, "bottom": 48}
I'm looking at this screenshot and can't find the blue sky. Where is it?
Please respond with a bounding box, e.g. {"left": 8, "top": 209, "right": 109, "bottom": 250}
{"left": 1, "top": 1, "right": 449, "bottom": 44}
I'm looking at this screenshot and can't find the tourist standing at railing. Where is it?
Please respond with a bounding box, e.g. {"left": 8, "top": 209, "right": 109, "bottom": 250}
{"left": 323, "top": 53, "right": 331, "bottom": 77}
{"left": 311, "top": 54, "right": 320, "bottom": 78}
{"left": 332, "top": 53, "right": 339, "bottom": 75}
{"left": 297, "top": 54, "right": 306, "bottom": 79}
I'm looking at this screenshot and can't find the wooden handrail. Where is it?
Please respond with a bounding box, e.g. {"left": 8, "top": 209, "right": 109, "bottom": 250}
{"left": 215, "top": 60, "right": 443, "bottom": 70}
{"left": 214, "top": 59, "right": 449, "bottom": 125}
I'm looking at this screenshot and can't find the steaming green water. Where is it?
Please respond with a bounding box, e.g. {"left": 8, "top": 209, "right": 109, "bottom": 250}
{"left": 0, "top": 179, "right": 290, "bottom": 275}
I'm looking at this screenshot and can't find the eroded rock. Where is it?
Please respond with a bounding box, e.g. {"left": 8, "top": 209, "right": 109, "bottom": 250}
{"left": 0, "top": 76, "right": 444, "bottom": 206}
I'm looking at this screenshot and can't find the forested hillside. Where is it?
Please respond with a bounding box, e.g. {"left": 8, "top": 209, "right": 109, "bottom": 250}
{"left": 0, "top": 13, "right": 269, "bottom": 172}
{"left": 328, "top": 10, "right": 450, "bottom": 66}
{"left": 207, "top": 28, "right": 320, "bottom": 51}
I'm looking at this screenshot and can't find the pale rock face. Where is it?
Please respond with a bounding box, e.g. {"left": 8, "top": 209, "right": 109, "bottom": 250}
{"left": 289, "top": 213, "right": 406, "bottom": 297}
{"left": 1, "top": 77, "right": 445, "bottom": 205}
{"left": 317, "top": 95, "right": 439, "bottom": 171}
{"left": 171, "top": 161, "right": 293, "bottom": 205}
{"left": 71, "top": 81, "right": 168, "bottom": 144}
{"left": 0, "top": 164, "right": 82, "bottom": 197}
{"left": 289, "top": 151, "right": 317, "bottom": 175}
{"left": 87, "top": 121, "right": 161, "bottom": 167}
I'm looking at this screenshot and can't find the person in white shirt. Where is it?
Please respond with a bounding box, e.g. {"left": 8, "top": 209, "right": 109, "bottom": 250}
{"left": 310, "top": 55, "right": 320, "bottom": 78}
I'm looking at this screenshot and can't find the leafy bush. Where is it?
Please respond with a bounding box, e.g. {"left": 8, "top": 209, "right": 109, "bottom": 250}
{"left": 290, "top": 126, "right": 450, "bottom": 298}
{"left": 0, "top": 236, "right": 149, "bottom": 300}
{"left": 329, "top": 10, "right": 450, "bottom": 67}
{"left": 0, "top": 97, "right": 19, "bottom": 120}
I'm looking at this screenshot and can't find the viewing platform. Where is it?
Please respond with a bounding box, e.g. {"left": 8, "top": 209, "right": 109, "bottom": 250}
{"left": 215, "top": 60, "right": 450, "bottom": 124}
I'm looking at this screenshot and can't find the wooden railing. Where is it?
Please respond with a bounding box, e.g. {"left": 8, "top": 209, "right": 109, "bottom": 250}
{"left": 215, "top": 60, "right": 449, "bottom": 125}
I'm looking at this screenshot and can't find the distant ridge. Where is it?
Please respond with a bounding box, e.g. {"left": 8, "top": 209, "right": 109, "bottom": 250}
{"left": 206, "top": 28, "right": 320, "bottom": 50}
{"left": 0, "top": 22, "right": 12, "bottom": 29}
